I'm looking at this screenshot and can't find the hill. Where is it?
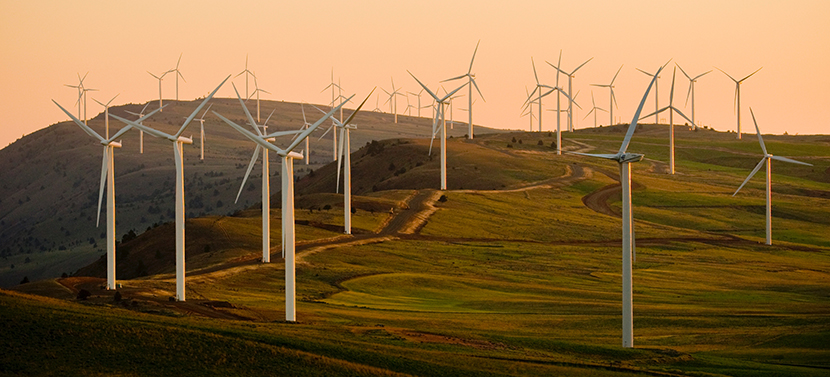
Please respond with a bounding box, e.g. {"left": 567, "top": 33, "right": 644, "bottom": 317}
{"left": 0, "top": 98, "right": 491, "bottom": 287}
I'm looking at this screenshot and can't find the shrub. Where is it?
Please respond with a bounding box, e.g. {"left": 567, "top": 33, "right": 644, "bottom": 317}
{"left": 537, "top": 140, "right": 544, "bottom": 146}
{"left": 438, "top": 195, "right": 448, "bottom": 203}
{"left": 113, "top": 291, "right": 122, "bottom": 302}
{"left": 19, "top": 276, "right": 29, "bottom": 284}
{"left": 77, "top": 289, "right": 91, "bottom": 300}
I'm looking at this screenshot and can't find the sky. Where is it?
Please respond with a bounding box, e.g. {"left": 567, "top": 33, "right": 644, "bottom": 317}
{"left": 2, "top": 0, "right": 829, "bottom": 148}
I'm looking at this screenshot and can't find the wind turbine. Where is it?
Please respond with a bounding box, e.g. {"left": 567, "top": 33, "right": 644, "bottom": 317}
{"left": 148, "top": 69, "right": 172, "bottom": 112}
{"left": 316, "top": 90, "right": 374, "bottom": 234}
{"left": 524, "top": 57, "right": 552, "bottom": 132}
{"left": 172, "top": 53, "right": 186, "bottom": 101}
{"left": 442, "top": 40, "right": 485, "bottom": 139}
{"left": 583, "top": 91, "right": 607, "bottom": 128}
{"left": 523, "top": 86, "right": 538, "bottom": 132}
{"left": 733, "top": 109, "right": 812, "bottom": 245}
{"left": 636, "top": 66, "right": 664, "bottom": 124}
{"left": 321, "top": 71, "right": 342, "bottom": 161}
{"left": 229, "top": 83, "right": 302, "bottom": 263}
{"left": 213, "top": 92, "right": 363, "bottom": 322}
{"left": 236, "top": 55, "right": 255, "bottom": 99}
{"left": 125, "top": 104, "right": 151, "bottom": 154}
{"left": 716, "top": 67, "right": 762, "bottom": 139}
{"left": 248, "top": 73, "right": 270, "bottom": 123}
{"left": 64, "top": 72, "right": 88, "bottom": 120}
{"left": 409, "top": 71, "right": 467, "bottom": 190}
{"left": 524, "top": 56, "right": 576, "bottom": 155}
{"left": 571, "top": 64, "right": 664, "bottom": 348}
{"left": 191, "top": 104, "right": 212, "bottom": 160}
{"left": 110, "top": 76, "right": 229, "bottom": 301}
{"left": 408, "top": 89, "right": 424, "bottom": 117}
{"left": 591, "top": 65, "right": 623, "bottom": 126}
{"left": 548, "top": 54, "right": 593, "bottom": 132}
{"left": 382, "top": 77, "right": 405, "bottom": 123}
{"left": 675, "top": 63, "right": 711, "bottom": 129}
{"left": 639, "top": 68, "right": 696, "bottom": 175}
{"left": 53, "top": 97, "right": 162, "bottom": 291}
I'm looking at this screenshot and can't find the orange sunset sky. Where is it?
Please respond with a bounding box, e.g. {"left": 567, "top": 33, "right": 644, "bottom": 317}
{"left": 1, "top": 0, "right": 828, "bottom": 148}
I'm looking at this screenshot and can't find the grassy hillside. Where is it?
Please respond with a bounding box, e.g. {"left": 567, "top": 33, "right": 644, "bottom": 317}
{"left": 0, "top": 98, "right": 486, "bottom": 286}
{"left": 5, "top": 121, "right": 830, "bottom": 375}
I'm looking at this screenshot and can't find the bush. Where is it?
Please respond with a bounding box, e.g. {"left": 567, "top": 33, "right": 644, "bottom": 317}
{"left": 113, "top": 291, "right": 122, "bottom": 302}
{"left": 19, "top": 276, "right": 29, "bottom": 284}
{"left": 350, "top": 207, "right": 356, "bottom": 214}
{"left": 77, "top": 289, "right": 91, "bottom": 300}
{"left": 323, "top": 204, "right": 331, "bottom": 210}
{"left": 507, "top": 144, "right": 513, "bottom": 148}
{"left": 438, "top": 195, "right": 448, "bottom": 203}
{"left": 511, "top": 137, "right": 517, "bottom": 143}
{"left": 537, "top": 140, "right": 544, "bottom": 146}
{"left": 550, "top": 141, "right": 557, "bottom": 149}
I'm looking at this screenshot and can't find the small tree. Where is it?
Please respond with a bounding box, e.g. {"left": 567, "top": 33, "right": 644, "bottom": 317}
{"left": 19, "top": 276, "right": 29, "bottom": 284}
{"left": 77, "top": 289, "right": 91, "bottom": 300}
{"left": 438, "top": 195, "right": 448, "bottom": 203}
{"left": 113, "top": 291, "right": 122, "bottom": 302}
{"left": 537, "top": 140, "right": 544, "bottom": 146}
{"left": 351, "top": 207, "right": 357, "bottom": 214}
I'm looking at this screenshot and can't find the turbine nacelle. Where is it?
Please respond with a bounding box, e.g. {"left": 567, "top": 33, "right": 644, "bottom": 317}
{"left": 618, "top": 153, "right": 644, "bottom": 164}
{"left": 177, "top": 136, "right": 193, "bottom": 144}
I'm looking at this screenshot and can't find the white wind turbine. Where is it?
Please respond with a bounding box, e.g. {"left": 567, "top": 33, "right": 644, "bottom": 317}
{"left": 316, "top": 90, "right": 373, "bottom": 234}
{"left": 638, "top": 67, "right": 696, "bottom": 175}
{"left": 53, "top": 97, "right": 163, "bottom": 291}
{"left": 548, "top": 54, "right": 593, "bottom": 132}
{"left": 408, "top": 89, "right": 424, "bottom": 117}
{"left": 64, "top": 72, "right": 88, "bottom": 120}
{"left": 525, "top": 57, "right": 554, "bottom": 132}
{"left": 409, "top": 71, "right": 467, "bottom": 190}
{"left": 591, "top": 65, "right": 623, "bottom": 126}
{"left": 382, "top": 77, "right": 405, "bottom": 123}
{"left": 583, "top": 91, "right": 608, "bottom": 128}
{"left": 110, "top": 76, "right": 229, "bottom": 301}
{"left": 172, "top": 53, "right": 186, "bottom": 101}
{"left": 213, "top": 93, "right": 360, "bottom": 322}
{"left": 191, "top": 104, "right": 212, "bottom": 160}
{"left": 675, "top": 64, "right": 711, "bottom": 129}
{"left": 229, "top": 83, "right": 302, "bottom": 263}
{"left": 248, "top": 73, "right": 270, "bottom": 123}
{"left": 236, "top": 55, "right": 256, "bottom": 99}
{"left": 716, "top": 67, "right": 762, "bottom": 139}
{"left": 524, "top": 55, "right": 576, "bottom": 155}
{"left": 148, "top": 69, "right": 172, "bottom": 112}
{"left": 571, "top": 64, "right": 664, "bottom": 348}
{"left": 636, "top": 65, "right": 666, "bottom": 125}
{"left": 442, "top": 40, "right": 485, "bottom": 139}
{"left": 733, "top": 109, "right": 812, "bottom": 245}
{"left": 125, "top": 104, "right": 151, "bottom": 154}
{"left": 321, "top": 71, "right": 342, "bottom": 161}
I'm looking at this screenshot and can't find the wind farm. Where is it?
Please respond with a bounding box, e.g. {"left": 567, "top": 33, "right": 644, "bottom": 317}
{"left": 2, "top": 2, "right": 830, "bottom": 375}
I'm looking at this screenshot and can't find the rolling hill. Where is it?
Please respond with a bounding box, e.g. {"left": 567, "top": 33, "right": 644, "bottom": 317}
{"left": 0, "top": 98, "right": 491, "bottom": 287}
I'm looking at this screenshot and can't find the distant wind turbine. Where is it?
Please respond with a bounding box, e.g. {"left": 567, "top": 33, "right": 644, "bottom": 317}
{"left": 248, "top": 73, "right": 270, "bottom": 123}
{"left": 591, "top": 65, "right": 623, "bottom": 127}
{"left": 571, "top": 64, "right": 664, "bottom": 348}
{"left": 172, "top": 53, "right": 186, "bottom": 101}
{"left": 236, "top": 55, "right": 255, "bottom": 99}
{"left": 409, "top": 71, "right": 467, "bottom": 190}
{"left": 148, "top": 69, "right": 172, "bottom": 112}
{"left": 636, "top": 60, "right": 672, "bottom": 125}
{"left": 382, "top": 77, "right": 405, "bottom": 124}
{"left": 125, "top": 104, "right": 151, "bottom": 154}
{"left": 716, "top": 67, "right": 762, "bottom": 139}
{"left": 53, "top": 97, "right": 162, "bottom": 291}
{"left": 64, "top": 72, "right": 89, "bottom": 120}
{"left": 733, "top": 108, "right": 812, "bottom": 245}
{"left": 442, "top": 40, "right": 485, "bottom": 139}
{"left": 639, "top": 67, "right": 696, "bottom": 174}
{"left": 548, "top": 54, "right": 592, "bottom": 132}
{"left": 675, "top": 63, "right": 711, "bottom": 129}
{"left": 110, "top": 76, "right": 230, "bottom": 301}
{"left": 191, "top": 104, "right": 212, "bottom": 160}
{"left": 583, "top": 91, "right": 607, "bottom": 128}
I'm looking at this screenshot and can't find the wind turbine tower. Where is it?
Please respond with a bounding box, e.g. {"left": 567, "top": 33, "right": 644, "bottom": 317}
{"left": 443, "top": 40, "right": 484, "bottom": 139}
{"left": 676, "top": 64, "right": 711, "bottom": 129}
{"left": 591, "top": 65, "right": 623, "bottom": 127}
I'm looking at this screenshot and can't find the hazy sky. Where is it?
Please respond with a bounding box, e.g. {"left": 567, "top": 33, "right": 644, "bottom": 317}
{"left": 2, "top": 0, "right": 828, "bottom": 148}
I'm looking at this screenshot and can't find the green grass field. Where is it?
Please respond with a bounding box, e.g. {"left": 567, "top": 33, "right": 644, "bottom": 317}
{"left": 4, "top": 125, "right": 830, "bottom": 376}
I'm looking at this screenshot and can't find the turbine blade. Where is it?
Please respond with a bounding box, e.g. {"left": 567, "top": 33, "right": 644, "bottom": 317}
{"left": 733, "top": 158, "right": 766, "bottom": 196}
{"left": 468, "top": 40, "right": 480, "bottom": 74}
{"left": 441, "top": 74, "right": 468, "bottom": 82}
{"left": 676, "top": 63, "right": 692, "bottom": 81}
{"left": 639, "top": 106, "right": 670, "bottom": 121}
{"left": 749, "top": 108, "right": 767, "bottom": 155}
{"left": 716, "top": 67, "right": 738, "bottom": 83}
{"left": 620, "top": 65, "right": 663, "bottom": 154}
{"left": 176, "top": 75, "right": 230, "bottom": 138}
{"left": 669, "top": 106, "right": 695, "bottom": 126}
{"left": 567, "top": 152, "right": 620, "bottom": 160}
{"left": 611, "top": 65, "right": 624, "bottom": 84}
{"left": 471, "top": 77, "right": 485, "bottom": 102}
{"left": 235, "top": 146, "right": 261, "bottom": 203}
{"left": 233, "top": 83, "right": 261, "bottom": 136}
{"left": 739, "top": 67, "right": 763, "bottom": 82}
{"left": 286, "top": 94, "right": 355, "bottom": 153}
{"left": 52, "top": 100, "right": 105, "bottom": 143}
{"left": 771, "top": 155, "right": 813, "bottom": 166}
{"left": 108, "top": 113, "right": 173, "bottom": 140}
{"left": 96, "top": 147, "right": 108, "bottom": 227}
{"left": 408, "top": 71, "right": 439, "bottom": 101}
{"left": 572, "top": 57, "right": 593, "bottom": 74}
{"left": 212, "top": 111, "right": 285, "bottom": 154}
{"left": 341, "top": 88, "right": 374, "bottom": 126}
